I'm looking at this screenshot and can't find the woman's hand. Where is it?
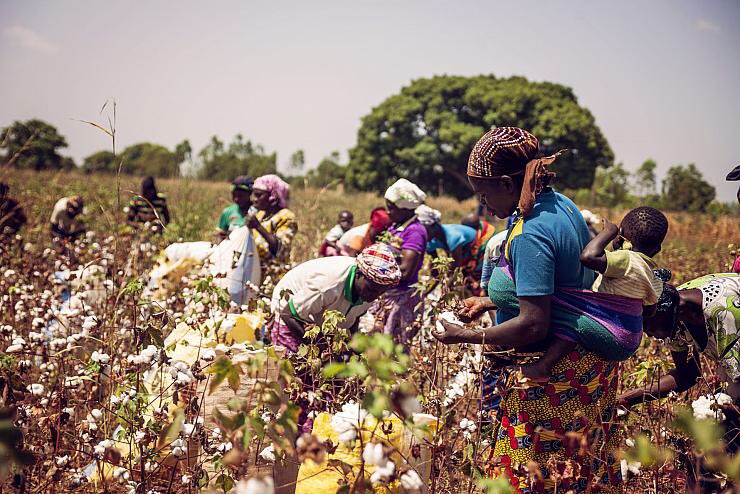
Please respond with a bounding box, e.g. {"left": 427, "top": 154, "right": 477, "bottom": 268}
{"left": 457, "top": 297, "right": 495, "bottom": 321}
{"left": 432, "top": 318, "right": 479, "bottom": 345}
{"left": 246, "top": 214, "right": 260, "bottom": 229}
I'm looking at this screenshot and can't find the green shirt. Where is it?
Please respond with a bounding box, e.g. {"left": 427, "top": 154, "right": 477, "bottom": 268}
{"left": 218, "top": 204, "right": 246, "bottom": 233}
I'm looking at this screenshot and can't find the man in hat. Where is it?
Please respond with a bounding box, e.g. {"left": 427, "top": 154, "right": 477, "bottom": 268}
{"left": 270, "top": 243, "right": 402, "bottom": 352}
{"left": 217, "top": 175, "right": 254, "bottom": 240}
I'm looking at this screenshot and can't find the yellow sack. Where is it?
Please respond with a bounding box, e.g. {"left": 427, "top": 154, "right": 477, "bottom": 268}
{"left": 295, "top": 412, "right": 438, "bottom": 494}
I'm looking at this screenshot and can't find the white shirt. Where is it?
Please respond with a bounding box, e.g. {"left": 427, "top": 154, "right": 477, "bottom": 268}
{"left": 325, "top": 224, "right": 346, "bottom": 243}
{"left": 50, "top": 197, "right": 83, "bottom": 234}
{"left": 271, "top": 256, "right": 370, "bottom": 329}
{"left": 337, "top": 223, "right": 370, "bottom": 250}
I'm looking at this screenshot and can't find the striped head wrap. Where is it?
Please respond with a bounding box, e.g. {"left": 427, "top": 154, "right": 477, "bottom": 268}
{"left": 467, "top": 127, "right": 565, "bottom": 218}
{"left": 356, "top": 243, "right": 402, "bottom": 287}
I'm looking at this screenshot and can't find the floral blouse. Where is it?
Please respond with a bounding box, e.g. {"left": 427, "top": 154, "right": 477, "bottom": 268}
{"left": 666, "top": 273, "right": 740, "bottom": 382}
{"left": 251, "top": 208, "right": 298, "bottom": 285}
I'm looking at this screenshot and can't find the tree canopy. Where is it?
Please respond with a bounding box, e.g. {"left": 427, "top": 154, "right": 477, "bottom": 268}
{"left": 0, "top": 119, "right": 71, "bottom": 170}
{"left": 197, "top": 135, "right": 277, "bottom": 181}
{"left": 661, "top": 164, "right": 716, "bottom": 213}
{"left": 346, "top": 75, "right": 614, "bottom": 199}
{"left": 304, "top": 151, "right": 347, "bottom": 188}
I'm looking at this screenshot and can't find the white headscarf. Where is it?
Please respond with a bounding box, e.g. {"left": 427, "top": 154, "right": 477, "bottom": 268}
{"left": 384, "top": 178, "right": 426, "bottom": 210}
{"left": 415, "top": 205, "right": 441, "bottom": 226}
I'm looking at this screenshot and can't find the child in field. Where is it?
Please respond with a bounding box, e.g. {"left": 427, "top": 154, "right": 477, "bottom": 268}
{"left": 319, "top": 210, "right": 354, "bottom": 256}
{"left": 521, "top": 206, "right": 669, "bottom": 381}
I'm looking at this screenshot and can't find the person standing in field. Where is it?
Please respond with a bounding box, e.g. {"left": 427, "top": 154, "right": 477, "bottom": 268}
{"left": 434, "top": 127, "right": 621, "bottom": 492}
{"left": 247, "top": 174, "right": 298, "bottom": 285}
{"left": 371, "top": 178, "right": 428, "bottom": 346}
{"left": 126, "top": 176, "right": 170, "bottom": 231}
{"left": 319, "top": 210, "right": 354, "bottom": 256}
{"left": 50, "top": 195, "right": 86, "bottom": 241}
{"left": 0, "top": 183, "right": 27, "bottom": 239}
{"left": 217, "top": 175, "right": 254, "bottom": 240}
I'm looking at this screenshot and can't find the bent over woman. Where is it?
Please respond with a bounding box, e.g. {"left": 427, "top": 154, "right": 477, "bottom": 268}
{"left": 435, "top": 127, "right": 621, "bottom": 493}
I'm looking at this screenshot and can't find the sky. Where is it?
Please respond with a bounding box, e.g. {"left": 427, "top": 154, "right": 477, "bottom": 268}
{"left": 1, "top": 0, "right": 739, "bottom": 202}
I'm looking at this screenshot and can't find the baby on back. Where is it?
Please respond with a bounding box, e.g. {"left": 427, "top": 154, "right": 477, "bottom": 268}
{"left": 522, "top": 206, "right": 669, "bottom": 380}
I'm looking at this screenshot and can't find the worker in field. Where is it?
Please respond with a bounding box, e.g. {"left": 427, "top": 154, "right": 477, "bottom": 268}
{"left": 126, "top": 176, "right": 170, "bottom": 231}
{"left": 370, "top": 178, "right": 428, "bottom": 346}
{"left": 50, "top": 195, "right": 86, "bottom": 241}
{"left": 0, "top": 182, "right": 27, "bottom": 239}
{"left": 247, "top": 174, "right": 298, "bottom": 284}
{"left": 217, "top": 175, "right": 254, "bottom": 240}
{"left": 270, "top": 242, "right": 401, "bottom": 353}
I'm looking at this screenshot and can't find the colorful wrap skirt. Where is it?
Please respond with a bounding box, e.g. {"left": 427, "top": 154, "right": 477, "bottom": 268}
{"left": 370, "top": 287, "right": 422, "bottom": 345}
{"left": 489, "top": 346, "right": 622, "bottom": 493}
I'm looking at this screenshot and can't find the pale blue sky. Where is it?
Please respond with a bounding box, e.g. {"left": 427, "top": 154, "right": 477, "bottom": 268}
{"left": 1, "top": 1, "right": 739, "bottom": 201}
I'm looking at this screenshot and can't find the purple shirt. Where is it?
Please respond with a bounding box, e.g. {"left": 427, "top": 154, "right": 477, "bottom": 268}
{"left": 389, "top": 219, "right": 427, "bottom": 290}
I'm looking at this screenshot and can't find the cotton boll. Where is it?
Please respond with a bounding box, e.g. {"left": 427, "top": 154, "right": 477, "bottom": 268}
{"left": 28, "top": 383, "right": 44, "bottom": 396}
{"left": 362, "top": 442, "right": 386, "bottom": 466}
{"left": 259, "top": 444, "right": 276, "bottom": 463}
{"left": 400, "top": 469, "right": 423, "bottom": 493}
{"left": 233, "top": 476, "right": 275, "bottom": 494}
{"left": 369, "top": 460, "right": 395, "bottom": 484}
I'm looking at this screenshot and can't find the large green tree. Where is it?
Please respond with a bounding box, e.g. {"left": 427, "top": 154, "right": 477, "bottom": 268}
{"left": 197, "top": 134, "right": 276, "bottom": 181}
{"left": 591, "top": 163, "right": 630, "bottom": 207}
{"left": 661, "top": 164, "right": 716, "bottom": 213}
{"left": 346, "top": 75, "right": 614, "bottom": 198}
{"left": 633, "top": 159, "right": 657, "bottom": 196}
{"left": 119, "top": 143, "right": 180, "bottom": 177}
{"left": 0, "top": 119, "right": 70, "bottom": 170}
{"left": 82, "top": 150, "right": 117, "bottom": 174}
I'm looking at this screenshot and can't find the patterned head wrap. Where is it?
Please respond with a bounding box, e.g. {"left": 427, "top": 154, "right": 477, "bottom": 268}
{"left": 356, "top": 243, "right": 402, "bottom": 287}
{"left": 415, "top": 205, "right": 442, "bottom": 226}
{"left": 384, "top": 178, "right": 427, "bottom": 210}
{"left": 232, "top": 175, "right": 254, "bottom": 192}
{"left": 467, "top": 127, "right": 565, "bottom": 218}
{"left": 253, "top": 174, "right": 290, "bottom": 209}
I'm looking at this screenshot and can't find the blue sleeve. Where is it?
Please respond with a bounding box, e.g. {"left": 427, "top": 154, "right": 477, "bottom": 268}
{"left": 480, "top": 259, "right": 493, "bottom": 290}
{"left": 509, "top": 233, "right": 555, "bottom": 296}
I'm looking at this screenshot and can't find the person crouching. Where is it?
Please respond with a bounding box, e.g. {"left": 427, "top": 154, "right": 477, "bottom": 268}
{"left": 270, "top": 243, "right": 402, "bottom": 353}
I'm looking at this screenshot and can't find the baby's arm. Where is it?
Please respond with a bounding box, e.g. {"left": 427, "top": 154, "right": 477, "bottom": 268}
{"left": 579, "top": 220, "right": 620, "bottom": 274}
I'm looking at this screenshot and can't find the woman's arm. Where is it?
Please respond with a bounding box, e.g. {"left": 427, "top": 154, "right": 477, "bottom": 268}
{"left": 281, "top": 314, "right": 306, "bottom": 339}
{"left": 618, "top": 349, "right": 701, "bottom": 407}
{"left": 398, "top": 249, "right": 422, "bottom": 282}
{"left": 248, "top": 215, "right": 280, "bottom": 256}
{"left": 579, "top": 221, "right": 619, "bottom": 273}
{"left": 435, "top": 295, "right": 550, "bottom": 346}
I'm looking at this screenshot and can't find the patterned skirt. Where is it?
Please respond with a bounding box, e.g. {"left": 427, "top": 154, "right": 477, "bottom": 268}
{"left": 370, "top": 287, "right": 422, "bottom": 345}
{"left": 489, "top": 347, "right": 622, "bottom": 493}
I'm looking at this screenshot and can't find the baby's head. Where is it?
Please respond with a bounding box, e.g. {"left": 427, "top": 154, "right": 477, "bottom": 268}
{"left": 338, "top": 210, "right": 354, "bottom": 230}
{"left": 616, "top": 206, "right": 668, "bottom": 257}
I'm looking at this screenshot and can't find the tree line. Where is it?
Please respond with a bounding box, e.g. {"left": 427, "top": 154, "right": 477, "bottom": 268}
{"left": 0, "top": 75, "right": 729, "bottom": 213}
